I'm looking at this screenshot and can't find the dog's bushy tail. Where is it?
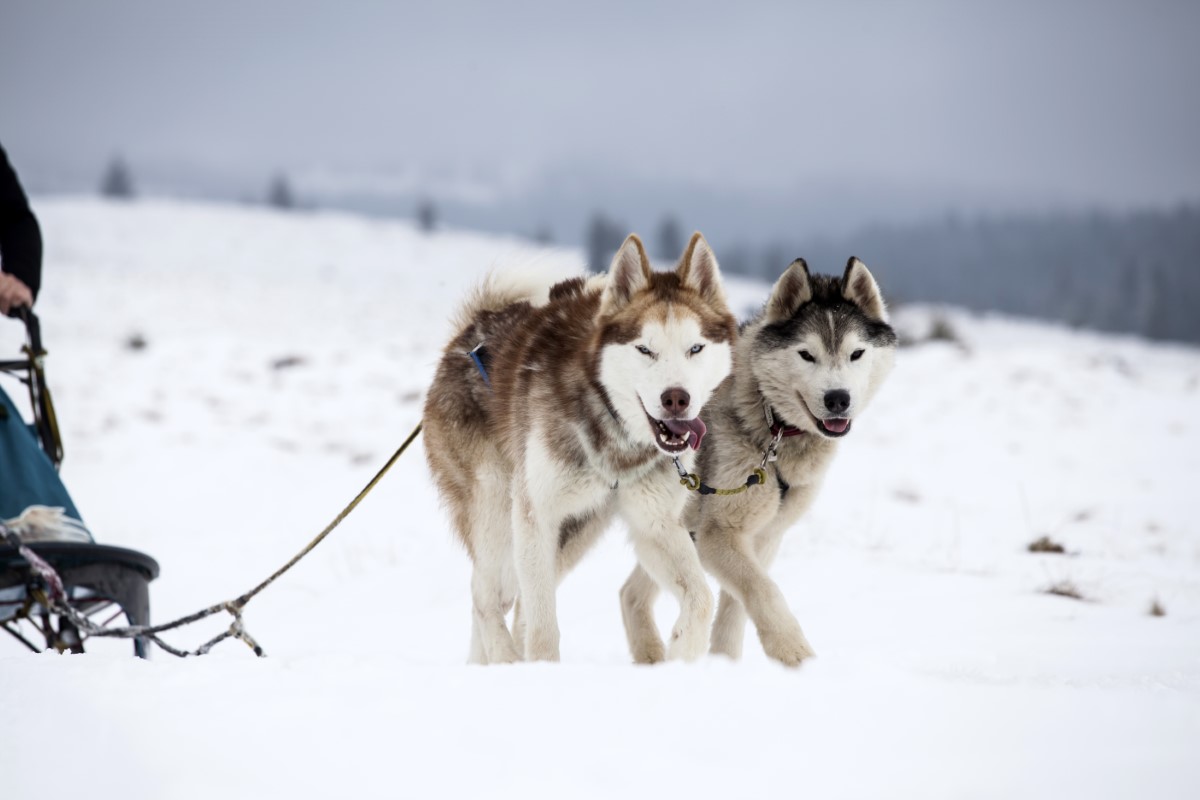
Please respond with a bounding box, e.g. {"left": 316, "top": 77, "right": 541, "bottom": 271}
{"left": 451, "top": 269, "right": 570, "bottom": 333}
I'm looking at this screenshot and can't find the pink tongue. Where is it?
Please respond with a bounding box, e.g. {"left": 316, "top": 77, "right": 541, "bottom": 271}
{"left": 663, "top": 417, "right": 708, "bottom": 449}
{"left": 822, "top": 418, "right": 849, "bottom": 433}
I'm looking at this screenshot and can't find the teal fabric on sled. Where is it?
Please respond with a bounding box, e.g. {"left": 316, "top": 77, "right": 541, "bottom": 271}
{"left": 0, "top": 383, "right": 87, "bottom": 537}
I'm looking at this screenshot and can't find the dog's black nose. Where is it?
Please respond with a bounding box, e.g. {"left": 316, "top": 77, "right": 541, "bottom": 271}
{"left": 661, "top": 387, "right": 690, "bottom": 415}
{"left": 824, "top": 389, "right": 850, "bottom": 414}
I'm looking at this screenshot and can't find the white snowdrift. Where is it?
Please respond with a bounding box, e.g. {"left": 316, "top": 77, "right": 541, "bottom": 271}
{"left": 2, "top": 198, "right": 1197, "bottom": 799}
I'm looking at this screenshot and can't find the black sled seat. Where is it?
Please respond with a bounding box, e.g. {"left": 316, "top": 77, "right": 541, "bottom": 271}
{"left": 0, "top": 542, "right": 160, "bottom": 657}
{"left": 1, "top": 308, "right": 161, "bottom": 657}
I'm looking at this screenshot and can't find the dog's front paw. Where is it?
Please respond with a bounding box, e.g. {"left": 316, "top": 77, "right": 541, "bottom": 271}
{"left": 667, "top": 625, "right": 710, "bottom": 662}
{"left": 631, "top": 638, "right": 666, "bottom": 665}
{"left": 487, "top": 640, "right": 522, "bottom": 664}
{"left": 758, "top": 626, "right": 816, "bottom": 667}
{"left": 524, "top": 627, "right": 561, "bottom": 662}
{"left": 709, "top": 636, "right": 743, "bottom": 660}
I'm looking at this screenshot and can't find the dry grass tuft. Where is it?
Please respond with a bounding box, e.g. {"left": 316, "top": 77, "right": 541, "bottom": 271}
{"left": 1149, "top": 598, "right": 1167, "bottom": 617}
{"left": 1043, "top": 580, "right": 1085, "bottom": 601}
{"left": 1028, "top": 535, "right": 1067, "bottom": 554}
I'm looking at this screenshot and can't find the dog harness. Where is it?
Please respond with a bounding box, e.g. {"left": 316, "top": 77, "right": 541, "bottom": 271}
{"left": 672, "top": 401, "right": 805, "bottom": 496}
{"left": 467, "top": 342, "right": 491, "bottom": 388}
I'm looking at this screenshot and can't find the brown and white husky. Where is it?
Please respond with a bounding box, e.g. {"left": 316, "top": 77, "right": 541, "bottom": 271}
{"left": 424, "top": 233, "right": 736, "bottom": 663}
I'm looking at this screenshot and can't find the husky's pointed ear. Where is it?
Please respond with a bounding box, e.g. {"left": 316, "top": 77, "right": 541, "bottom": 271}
{"left": 601, "top": 234, "right": 652, "bottom": 314}
{"left": 842, "top": 257, "right": 888, "bottom": 321}
{"left": 765, "top": 258, "right": 812, "bottom": 323}
{"left": 676, "top": 232, "right": 728, "bottom": 308}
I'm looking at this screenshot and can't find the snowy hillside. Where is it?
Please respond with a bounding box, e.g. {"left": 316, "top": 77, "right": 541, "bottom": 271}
{"left": 3, "top": 198, "right": 1198, "bottom": 799}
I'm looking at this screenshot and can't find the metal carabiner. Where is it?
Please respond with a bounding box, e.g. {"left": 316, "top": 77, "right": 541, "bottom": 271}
{"left": 760, "top": 428, "right": 785, "bottom": 467}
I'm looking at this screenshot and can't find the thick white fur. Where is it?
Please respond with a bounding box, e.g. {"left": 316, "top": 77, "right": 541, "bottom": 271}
{"left": 451, "top": 265, "right": 579, "bottom": 335}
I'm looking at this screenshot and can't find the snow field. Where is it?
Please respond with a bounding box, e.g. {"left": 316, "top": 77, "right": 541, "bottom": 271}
{"left": 2, "top": 198, "right": 1198, "bottom": 799}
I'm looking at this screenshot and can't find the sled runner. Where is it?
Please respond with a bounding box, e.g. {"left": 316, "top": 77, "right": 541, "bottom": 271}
{"left": 1, "top": 308, "right": 160, "bottom": 657}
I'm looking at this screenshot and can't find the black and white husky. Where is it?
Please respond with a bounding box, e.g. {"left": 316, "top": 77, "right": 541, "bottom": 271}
{"left": 424, "top": 234, "right": 737, "bottom": 663}
{"left": 620, "top": 257, "right": 897, "bottom": 665}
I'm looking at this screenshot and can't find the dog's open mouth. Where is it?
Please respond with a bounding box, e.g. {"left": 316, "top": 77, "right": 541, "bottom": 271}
{"left": 645, "top": 413, "right": 707, "bottom": 454}
{"left": 796, "top": 392, "right": 853, "bottom": 439}
{"left": 818, "top": 417, "right": 851, "bottom": 437}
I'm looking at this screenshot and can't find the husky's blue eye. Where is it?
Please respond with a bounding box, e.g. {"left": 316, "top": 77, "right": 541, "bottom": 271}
{"left": 850, "top": 349, "right": 865, "bottom": 361}
{"left": 799, "top": 350, "right": 816, "bottom": 363}
{"left": 636, "top": 345, "right": 653, "bottom": 356}
{"left": 689, "top": 344, "right": 705, "bottom": 355}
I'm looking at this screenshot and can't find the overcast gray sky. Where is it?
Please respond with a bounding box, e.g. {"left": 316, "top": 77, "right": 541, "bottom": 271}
{"left": 1, "top": 0, "right": 1197, "bottom": 215}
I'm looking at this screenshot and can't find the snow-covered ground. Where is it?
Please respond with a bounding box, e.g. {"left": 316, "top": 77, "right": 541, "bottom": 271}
{"left": 3, "top": 198, "right": 1198, "bottom": 799}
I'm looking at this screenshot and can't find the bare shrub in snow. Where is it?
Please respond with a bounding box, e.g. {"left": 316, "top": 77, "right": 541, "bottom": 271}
{"left": 1028, "top": 535, "right": 1067, "bottom": 554}
{"left": 1044, "top": 580, "right": 1086, "bottom": 601}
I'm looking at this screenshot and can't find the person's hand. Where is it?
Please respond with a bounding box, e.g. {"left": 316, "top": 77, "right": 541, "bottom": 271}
{"left": 0, "top": 272, "right": 34, "bottom": 316}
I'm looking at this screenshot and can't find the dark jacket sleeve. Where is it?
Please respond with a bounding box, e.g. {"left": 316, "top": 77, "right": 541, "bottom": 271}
{"left": 0, "top": 143, "right": 43, "bottom": 301}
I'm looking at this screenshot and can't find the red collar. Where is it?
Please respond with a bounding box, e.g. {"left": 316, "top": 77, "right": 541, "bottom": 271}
{"left": 766, "top": 406, "right": 805, "bottom": 438}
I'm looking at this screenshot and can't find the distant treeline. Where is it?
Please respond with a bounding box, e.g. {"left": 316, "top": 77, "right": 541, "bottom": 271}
{"left": 739, "top": 204, "right": 1199, "bottom": 344}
